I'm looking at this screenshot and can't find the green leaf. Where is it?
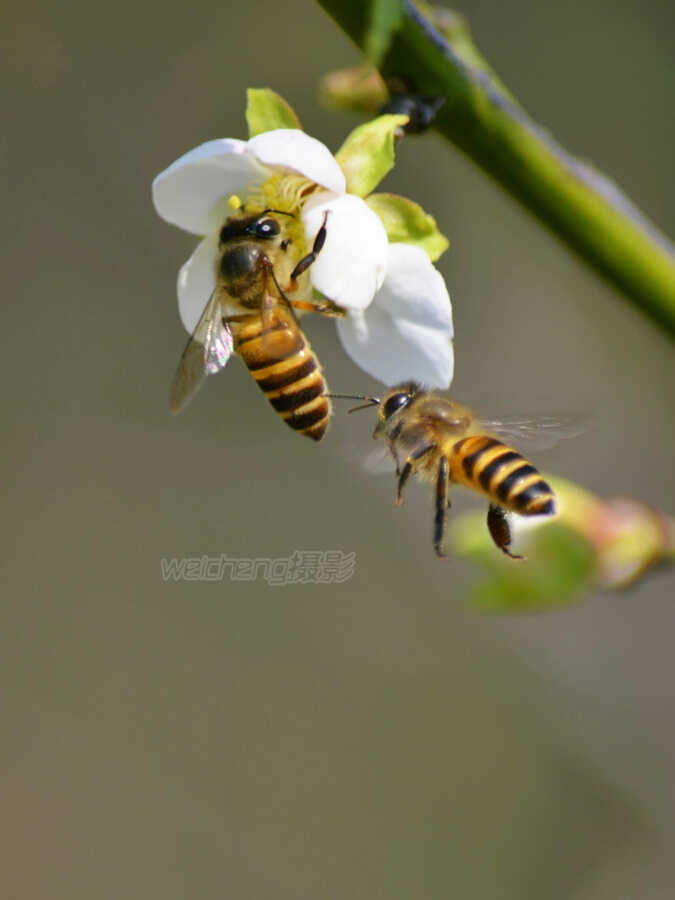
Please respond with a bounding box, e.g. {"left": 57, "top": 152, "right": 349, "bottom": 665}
{"left": 246, "top": 88, "right": 302, "bottom": 138}
{"left": 366, "top": 193, "right": 449, "bottom": 260}
{"left": 335, "top": 114, "right": 409, "bottom": 197}
{"left": 364, "top": 0, "right": 404, "bottom": 67}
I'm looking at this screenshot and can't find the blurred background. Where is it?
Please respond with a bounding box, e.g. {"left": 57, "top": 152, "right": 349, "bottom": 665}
{"left": 1, "top": 0, "right": 674, "bottom": 896}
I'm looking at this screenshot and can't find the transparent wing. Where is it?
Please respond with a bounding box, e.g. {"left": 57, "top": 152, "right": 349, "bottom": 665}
{"left": 255, "top": 264, "right": 314, "bottom": 364}
{"left": 363, "top": 442, "right": 397, "bottom": 475}
{"left": 169, "top": 290, "right": 234, "bottom": 415}
{"left": 480, "top": 414, "right": 590, "bottom": 452}
{"left": 259, "top": 285, "right": 299, "bottom": 359}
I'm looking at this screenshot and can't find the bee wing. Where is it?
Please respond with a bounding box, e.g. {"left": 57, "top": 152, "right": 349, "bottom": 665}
{"left": 169, "top": 290, "right": 234, "bottom": 415}
{"left": 480, "top": 414, "right": 589, "bottom": 452}
{"left": 363, "top": 442, "right": 398, "bottom": 475}
{"left": 259, "top": 282, "right": 301, "bottom": 359}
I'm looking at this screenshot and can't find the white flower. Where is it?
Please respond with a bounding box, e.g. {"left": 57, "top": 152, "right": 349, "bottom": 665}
{"left": 337, "top": 243, "right": 454, "bottom": 387}
{"left": 153, "top": 126, "right": 453, "bottom": 387}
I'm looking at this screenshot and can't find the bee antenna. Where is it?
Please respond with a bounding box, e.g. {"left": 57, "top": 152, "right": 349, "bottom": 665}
{"left": 260, "top": 208, "right": 295, "bottom": 219}
{"left": 347, "top": 402, "right": 380, "bottom": 414}
{"left": 325, "top": 392, "right": 381, "bottom": 413}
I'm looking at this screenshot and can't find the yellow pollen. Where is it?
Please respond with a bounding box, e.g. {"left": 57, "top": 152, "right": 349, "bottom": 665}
{"left": 241, "top": 174, "right": 321, "bottom": 260}
{"left": 245, "top": 174, "right": 319, "bottom": 217}
{"left": 228, "top": 194, "right": 242, "bottom": 210}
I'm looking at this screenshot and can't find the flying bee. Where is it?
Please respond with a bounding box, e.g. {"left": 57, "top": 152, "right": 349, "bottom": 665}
{"left": 330, "top": 382, "right": 582, "bottom": 559}
{"left": 170, "top": 207, "right": 343, "bottom": 441}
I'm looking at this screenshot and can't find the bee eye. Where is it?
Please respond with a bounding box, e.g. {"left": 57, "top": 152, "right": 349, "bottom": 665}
{"left": 254, "top": 218, "right": 280, "bottom": 238}
{"left": 382, "top": 392, "right": 411, "bottom": 419}
{"left": 219, "top": 222, "right": 239, "bottom": 243}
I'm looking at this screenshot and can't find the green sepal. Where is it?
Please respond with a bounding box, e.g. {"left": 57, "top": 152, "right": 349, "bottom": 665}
{"left": 449, "top": 512, "right": 596, "bottom": 613}
{"left": 246, "top": 88, "right": 302, "bottom": 138}
{"left": 335, "top": 114, "right": 409, "bottom": 197}
{"left": 366, "top": 193, "right": 449, "bottom": 261}
{"left": 317, "top": 65, "right": 388, "bottom": 117}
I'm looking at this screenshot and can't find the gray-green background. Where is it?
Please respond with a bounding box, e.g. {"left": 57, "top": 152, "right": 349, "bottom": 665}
{"left": 2, "top": 0, "right": 674, "bottom": 896}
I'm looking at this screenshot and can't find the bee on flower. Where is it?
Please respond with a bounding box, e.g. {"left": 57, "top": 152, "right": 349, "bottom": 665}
{"left": 152, "top": 89, "right": 454, "bottom": 436}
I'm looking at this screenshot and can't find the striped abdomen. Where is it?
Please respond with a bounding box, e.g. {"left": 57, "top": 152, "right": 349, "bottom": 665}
{"left": 449, "top": 435, "right": 555, "bottom": 516}
{"left": 231, "top": 313, "right": 330, "bottom": 441}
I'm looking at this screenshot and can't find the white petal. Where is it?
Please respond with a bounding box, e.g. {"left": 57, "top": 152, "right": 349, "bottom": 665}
{"left": 336, "top": 306, "right": 454, "bottom": 388}
{"left": 153, "top": 139, "right": 270, "bottom": 235}
{"left": 247, "top": 130, "right": 346, "bottom": 194}
{"left": 177, "top": 232, "right": 219, "bottom": 333}
{"left": 374, "top": 244, "right": 453, "bottom": 333}
{"left": 302, "top": 192, "right": 389, "bottom": 310}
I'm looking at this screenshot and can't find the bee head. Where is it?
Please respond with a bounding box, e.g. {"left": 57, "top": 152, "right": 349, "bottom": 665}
{"left": 219, "top": 209, "right": 294, "bottom": 245}
{"left": 373, "top": 382, "right": 422, "bottom": 439}
{"left": 380, "top": 382, "right": 422, "bottom": 417}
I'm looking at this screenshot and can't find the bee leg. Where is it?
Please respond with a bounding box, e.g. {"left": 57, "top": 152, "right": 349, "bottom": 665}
{"left": 433, "top": 455, "right": 450, "bottom": 559}
{"left": 396, "top": 443, "right": 435, "bottom": 506}
{"left": 396, "top": 462, "right": 414, "bottom": 506}
{"left": 290, "top": 211, "right": 330, "bottom": 282}
{"left": 391, "top": 449, "right": 402, "bottom": 479}
{"left": 287, "top": 298, "right": 346, "bottom": 318}
{"left": 486, "top": 504, "right": 524, "bottom": 560}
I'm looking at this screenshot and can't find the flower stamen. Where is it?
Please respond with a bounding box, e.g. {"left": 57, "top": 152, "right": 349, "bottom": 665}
{"left": 241, "top": 175, "right": 314, "bottom": 257}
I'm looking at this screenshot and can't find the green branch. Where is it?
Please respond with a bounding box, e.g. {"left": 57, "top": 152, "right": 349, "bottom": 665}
{"left": 315, "top": 0, "right": 675, "bottom": 338}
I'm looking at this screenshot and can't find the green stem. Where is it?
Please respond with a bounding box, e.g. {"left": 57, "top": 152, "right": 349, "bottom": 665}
{"left": 316, "top": 0, "right": 675, "bottom": 338}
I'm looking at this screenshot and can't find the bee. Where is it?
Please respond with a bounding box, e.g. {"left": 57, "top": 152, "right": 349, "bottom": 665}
{"left": 170, "top": 207, "right": 342, "bottom": 441}
{"left": 330, "top": 382, "right": 579, "bottom": 559}
{"left": 380, "top": 93, "right": 445, "bottom": 135}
